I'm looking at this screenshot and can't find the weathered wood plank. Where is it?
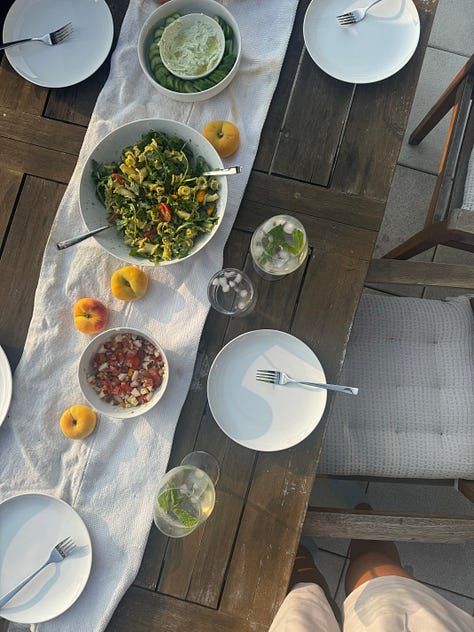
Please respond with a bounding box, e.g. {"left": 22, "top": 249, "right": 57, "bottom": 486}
{"left": 0, "top": 136, "right": 77, "bottom": 185}
{"left": 0, "top": 105, "right": 84, "bottom": 155}
{"left": 0, "top": 58, "right": 48, "bottom": 115}
{"left": 272, "top": 53, "right": 354, "bottom": 185}
{"left": 235, "top": 200, "right": 376, "bottom": 261}
{"left": 254, "top": 0, "right": 310, "bottom": 171}
{"left": 0, "top": 176, "right": 65, "bottom": 367}
{"left": 244, "top": 171, "right": 384, "bottom": 231}
{"left": 367, "top": 258, "right": 474, "bottom": 288}
{"left": 293, "top": 250, "right": 371, "bottom": 380}
{"left": 331, "top": 0, "right": 438, "bottom": 200}
{"left": 109, "top": 587, "right": 267, "bottom": 632}
{"left": 303, "top": 507, "right": 474, "bottom": 543}
{"left": 0, "top": 166, "right": 22, "bottom": 245}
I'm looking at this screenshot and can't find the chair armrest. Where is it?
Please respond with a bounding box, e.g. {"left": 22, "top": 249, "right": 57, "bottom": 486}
{"left": 303, "top": 507, "right": 474, "bottom": 543}
{"left": 367, "top": 259, "right": 474, "bottom": 289}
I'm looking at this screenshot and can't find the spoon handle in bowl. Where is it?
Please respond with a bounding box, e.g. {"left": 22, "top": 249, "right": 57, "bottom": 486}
{"left": 56, "top": 225, "right": 111, "bottom": 250}
{"left": 202, "top": 166, "right": 241, "bottom": 176}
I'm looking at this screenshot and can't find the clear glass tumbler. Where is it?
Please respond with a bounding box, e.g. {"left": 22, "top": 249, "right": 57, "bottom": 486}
{"left": 250, "top": 214, "right": 308, "bottom": 280}
{"left": 207, "top": 268, "right": 256, "bottom": 316}
{"left": 153, "top": 451, "right": 220, "bottom": 538}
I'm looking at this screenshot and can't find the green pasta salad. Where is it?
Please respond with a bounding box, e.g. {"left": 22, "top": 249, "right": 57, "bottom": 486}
{"left": 91, "top": 130, "right": 220, "bottom": 264}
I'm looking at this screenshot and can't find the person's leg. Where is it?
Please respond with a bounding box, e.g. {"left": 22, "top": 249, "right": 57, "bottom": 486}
{"left": 344, "top": 504, "right": 413, "bottom": 596}
{"left": 289, "top": 545, "right": 342, "bottom": 624}
{"left": 268, "top": 544, "right": 341, "bottom": 631}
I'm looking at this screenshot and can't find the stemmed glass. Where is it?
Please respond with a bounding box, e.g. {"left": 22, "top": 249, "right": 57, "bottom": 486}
{"left": 153, "top": 451, "right": 220, "bottom": 538}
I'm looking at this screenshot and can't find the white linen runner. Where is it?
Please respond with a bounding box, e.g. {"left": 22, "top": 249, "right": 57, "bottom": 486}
{"left": 0, "top": 0, "right": 299, "bottom": 630}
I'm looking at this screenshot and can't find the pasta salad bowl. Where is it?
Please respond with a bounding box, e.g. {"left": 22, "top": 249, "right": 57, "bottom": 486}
{"left": 79, "top": 118, "right": 227, "bottom": 266}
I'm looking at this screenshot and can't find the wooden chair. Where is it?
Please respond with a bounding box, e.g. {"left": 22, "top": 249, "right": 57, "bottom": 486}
{"left": 305, "top": 259, "right": 474, "bottom": 544}
{"left": 383, "top": 53, "right": 474, "bottom": 260}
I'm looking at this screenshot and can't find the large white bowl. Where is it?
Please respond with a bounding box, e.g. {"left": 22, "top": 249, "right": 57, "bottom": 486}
{"left": 79, "top": 118, "right": 227, "bottom": 266}
{"left": 138, "top": 0, "right": 241, "bottom": 102}
{"left": 78, "top": 327, "right": 169, "bottom": 419}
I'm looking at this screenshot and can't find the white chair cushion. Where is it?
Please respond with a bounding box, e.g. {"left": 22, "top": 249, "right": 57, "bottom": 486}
{"left": 318, "top": 293, "right": 474, "bottom": 479}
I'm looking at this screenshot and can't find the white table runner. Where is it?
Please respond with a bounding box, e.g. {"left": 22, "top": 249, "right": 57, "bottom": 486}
{"left": 0, "top": 1, "right": 299, "bottom": 629}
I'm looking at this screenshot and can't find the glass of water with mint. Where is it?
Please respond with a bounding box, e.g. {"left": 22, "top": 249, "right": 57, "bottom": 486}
{"left": 153, "top": 452, "right": 220, "bottom": 538}
{"left": 250, "top": 214, "right": 308, "bottom": 280}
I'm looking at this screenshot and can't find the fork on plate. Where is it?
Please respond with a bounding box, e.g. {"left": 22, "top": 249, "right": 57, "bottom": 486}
{"left": 0, "top": 537, "right": 76, "bottom": 608}
{"left": 337, "top": 0, "right": 384, "bottom": 24}
{"left": 0, "top": 23, "right": 73, "bottom": 51}
{"left": 256, "top": 370, "right": 359, "bottom": 395}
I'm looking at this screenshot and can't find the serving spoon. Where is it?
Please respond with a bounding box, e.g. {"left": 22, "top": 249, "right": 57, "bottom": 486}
{"left": 56, "top": 166, "right": 242, "bottom": 250}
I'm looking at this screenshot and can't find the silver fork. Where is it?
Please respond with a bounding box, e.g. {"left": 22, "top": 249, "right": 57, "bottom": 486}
{"left": 0, "top": 537, "right": 76, "bottom": 608}
{"left": 337, "top": 0, "right": 384, "bottom": 24}
{"left": 0, "top": 23, "right": 73, "bottom": 51}
{"left": 256, "top": 370, "right": 359, "bottom": 395}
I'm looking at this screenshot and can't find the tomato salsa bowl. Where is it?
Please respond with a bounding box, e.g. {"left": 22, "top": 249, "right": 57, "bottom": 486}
{"left": 78, "top": 327, "right": 169, "bottom": 419}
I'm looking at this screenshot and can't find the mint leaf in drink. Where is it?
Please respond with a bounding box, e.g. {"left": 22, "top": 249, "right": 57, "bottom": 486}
{"left": 174, "top": 508, "right": 198, "bottom": 527}
{"left": 282, "top": 228, "right": 305, "bottom": 256}
{"left": 158, "top": 488, "right": 185, "bottom": 513}
{"left": 258, "top": 223, "right": 286, "bottom": 265}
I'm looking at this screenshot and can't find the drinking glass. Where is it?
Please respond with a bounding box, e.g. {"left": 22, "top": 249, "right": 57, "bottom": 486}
{"left": 250, "top": 214, "right": 308, "bottom": 280}
{"left": 207, "top": 268, "right": 256, "bottom": 316}
{"left": 153, "top": 451, "right": 220, "bottom": 538}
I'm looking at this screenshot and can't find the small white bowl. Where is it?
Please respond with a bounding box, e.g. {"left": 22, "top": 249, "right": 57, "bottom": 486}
{"left": 138, "top": 0, "right": 241, "bottom": 103}
{"left": 159, "top": 13, "right": 225, "bottom": 80}
{"left": 78, "top": 327, "right": 169, "bottom": 419}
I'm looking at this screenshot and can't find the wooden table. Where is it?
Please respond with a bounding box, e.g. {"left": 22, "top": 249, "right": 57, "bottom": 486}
{"left": 0, "top": 0, "right": 438, "bottom": 630}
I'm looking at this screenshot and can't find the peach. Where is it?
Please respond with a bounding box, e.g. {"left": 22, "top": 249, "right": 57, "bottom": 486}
{"left": 60, "top": 404, "right": 97, "bottom": 440}
{"left": 111, "top": 266, "right": 148, "bottom": 301}
{"left": 202, "top": 120, "right": 240, "bottom": 158}
{"left": 73, "top": 298, "right": 108, "bottom": 334}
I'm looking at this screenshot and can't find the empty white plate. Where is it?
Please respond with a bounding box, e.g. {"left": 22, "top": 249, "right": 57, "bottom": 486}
{"left": 0, "top": 493, "right": 92, "bottom": 623}
{"left": 207, "top": 329, "right": 327, "bottom": 451}
{"left": 3, "top": 0, "right": 114, "bottom": 88}
{"left": 303, "top": 0, "right": 420, "bottom": 84}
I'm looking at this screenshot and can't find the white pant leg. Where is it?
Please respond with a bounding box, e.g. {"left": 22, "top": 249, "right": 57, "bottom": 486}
{"left": 343, "top": 576, "right": 474, "bottom": 632}
{"left": 268, "top": 583, "right": 341, "bottom": 632}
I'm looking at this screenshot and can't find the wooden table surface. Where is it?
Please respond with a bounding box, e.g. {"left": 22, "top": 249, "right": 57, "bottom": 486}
{"left": 0, "top": 0, "right": 438, "bottom": 630}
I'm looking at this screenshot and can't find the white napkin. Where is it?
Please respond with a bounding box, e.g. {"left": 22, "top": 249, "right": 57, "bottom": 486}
{"left": 0, "top": 1, "right": 299, "bottom": 630}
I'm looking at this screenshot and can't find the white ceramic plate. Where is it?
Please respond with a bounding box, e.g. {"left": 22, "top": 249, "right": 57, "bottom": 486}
{"left": 3, "top": 0, "right": 113, "bottom": 88}
{"left": 0, "top": 345, "right": 12, "bottom": 429}
{"left": 303, "top": 0, "right": 420, "bottom": 84}
{"left": 0, "top": 493, "right": 92, "bottom": 624}
{"left": 79, "top": 118, "right": 227, "bottom": 266}
{"left": 207, "top": 329, "right": 327, "bottom": 451}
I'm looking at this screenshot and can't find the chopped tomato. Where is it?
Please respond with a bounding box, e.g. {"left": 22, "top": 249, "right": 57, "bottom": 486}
{"left": 111, "top": 173, "right": 125, "bottom": 184}
{"left": 158, "top": 203, "right": 172, "bottom": 222}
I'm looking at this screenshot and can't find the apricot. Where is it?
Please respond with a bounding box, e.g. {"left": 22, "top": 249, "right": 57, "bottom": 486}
{"left": 73, "top": 298, "right": 108, "bottom": 334}
{"left": 60, "top": 404, "right": 97, "bottom": 440}
{"left": 202, "top": 120, "right": 240, "bottom": 158}
{"left": 111, "top": 266, "right": 148, "bottom": 301}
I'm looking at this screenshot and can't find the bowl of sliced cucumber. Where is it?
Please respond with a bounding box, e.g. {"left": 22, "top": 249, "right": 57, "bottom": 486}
{"left": 138, "top": 0, "right": 241, "bottom": 102}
